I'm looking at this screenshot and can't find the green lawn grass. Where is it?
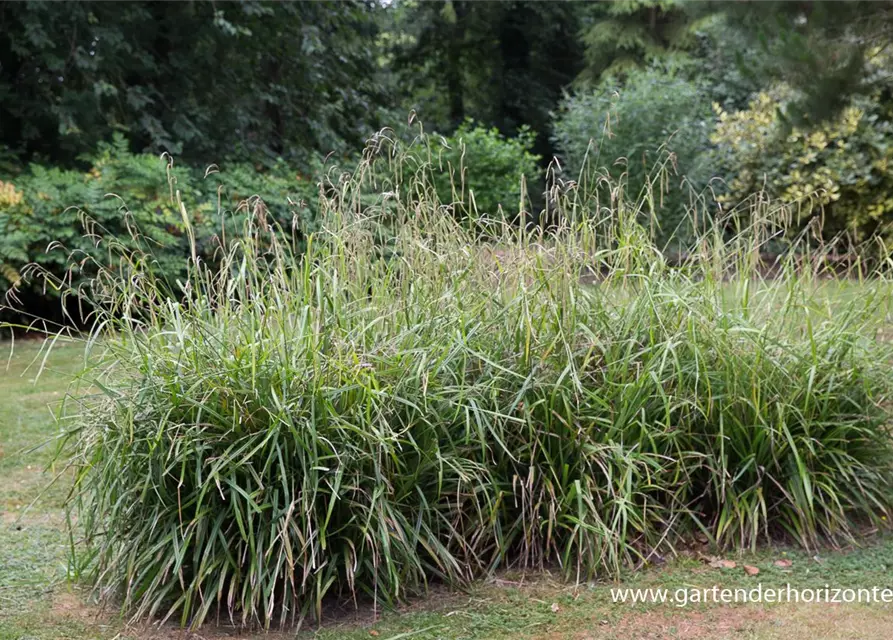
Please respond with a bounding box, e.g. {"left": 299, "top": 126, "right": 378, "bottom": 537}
{"left": 3, "top": 338, "right": 893, "bottom": 640}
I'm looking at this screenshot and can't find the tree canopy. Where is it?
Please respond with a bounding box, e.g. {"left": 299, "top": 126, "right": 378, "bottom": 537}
{"left": 708, "top": 0, "right": 893, "bottom": 126}
{"left": 2, "top": 0, "right": 890, "bottom": 167}
{"left": 0, "top": 0, "right": 387, "bottom": 164}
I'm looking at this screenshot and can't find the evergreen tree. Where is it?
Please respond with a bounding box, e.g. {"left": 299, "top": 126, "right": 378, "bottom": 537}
{"left": 576, "top": 0, "right": 703, "bottom": 83}
{"left": 388, "top": 0, "right": 582, "bottom": 158}
{"left": 706, "top": 0, "right": 893, "bottom": 125}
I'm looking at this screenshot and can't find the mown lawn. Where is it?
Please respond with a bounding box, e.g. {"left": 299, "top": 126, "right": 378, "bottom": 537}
{"left": 2, "top": 338, "right": 893, "bottom": 640}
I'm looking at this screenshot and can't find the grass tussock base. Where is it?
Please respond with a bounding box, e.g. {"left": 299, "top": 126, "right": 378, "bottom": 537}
{"left": 47, "top": 130, "right": 893, "bottom": 630}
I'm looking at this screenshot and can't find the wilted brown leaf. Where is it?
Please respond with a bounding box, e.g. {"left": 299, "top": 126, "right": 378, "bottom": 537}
{"left": 709, "top": 559, "right": 737, "bottom": 569}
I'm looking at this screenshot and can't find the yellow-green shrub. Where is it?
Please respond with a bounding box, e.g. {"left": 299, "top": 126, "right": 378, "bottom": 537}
{"left": 710, "top": 83, "right": 893, "bottom": 241}
{"left": 0, "top": 179, "right": 27, "bottom": 288}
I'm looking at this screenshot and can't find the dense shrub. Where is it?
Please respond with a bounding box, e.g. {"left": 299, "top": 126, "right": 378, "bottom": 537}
{"left": 0, "top": 122, "right": 535, "bottom": 325}
{"left": 551, "top": 64, "right": 714, "bottom": 242}
{"left": 52, "top": 133, "right": 893, "bottom": 629}
{"left": 416, "top": 120, "right": 541, "bottom": 219}
{"left": 710, "top": 82, "right": 893, "bottom": 242}
{"left": 0, "top": 137, "right": 321, "bottom": 324}
{"left": 686, "top": 16, "right": 764, "bottom": 113}
{"left": 0, "top": 140, "right": 192, "bottom": 321}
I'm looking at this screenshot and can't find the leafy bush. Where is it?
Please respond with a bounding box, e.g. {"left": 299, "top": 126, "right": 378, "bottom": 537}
{"left": 551, "top": 64, "right": 714, "bottom": 242}
{"left": 418, "top": 120, "right": 541, "bottom": 219}
{"left": 0, "top": 137, "right": 322, "bottom": 324}
{"left": 0, "top": 140, "right": 193, "bottom": 322}
{"left": 710, "top": 82, "right": 893, "bottom": 241}
{"left": 211, "top": 159, "right": 328, "bottom": 220}
{"left": 6, "top": 94, "right": 753, "bottom": 325}
{"left": 51, "top": 133, "right": 893, "bottom": 629}
{"left": 0, "top": 179, "right": 28, "bottom": 287}
{"left": 685, "top": 14, "right": 765, "bottom": 112}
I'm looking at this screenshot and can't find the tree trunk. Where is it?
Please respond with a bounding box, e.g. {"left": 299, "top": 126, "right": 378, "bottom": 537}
{"left": 446, "top": 0, "right": 467, "bottom": 125}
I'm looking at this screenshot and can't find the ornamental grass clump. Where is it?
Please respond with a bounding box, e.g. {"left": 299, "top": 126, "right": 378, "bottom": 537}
{"left": 53, "top": 127, "right": 893, "bottom": 629}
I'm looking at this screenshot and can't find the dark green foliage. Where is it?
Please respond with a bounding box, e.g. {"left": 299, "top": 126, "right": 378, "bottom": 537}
{"left": 416, "top": 121, "right": 541, "bottom": 219}
{"left": 0, "top": 137, "right": 322, "bottom": 324}
{"left": 1, "top": 123, "right": 540, "bottom": 323}
{"left": 388, "top": 0, "right": 582, "bottom": 159}
{"left": 0, "top": 139, "right": 192, "bottom": 322}
{"left": 684, "top": 13, "right": 764, "bottom": 112}
{"left": 576, "top": 0, "right": 701, "bottom": 83}
{"left": 0, "top": 0, "right": 387, "bottom": 164}
{"left": 704, "top": 0, "right": 893, "bottom": 126}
